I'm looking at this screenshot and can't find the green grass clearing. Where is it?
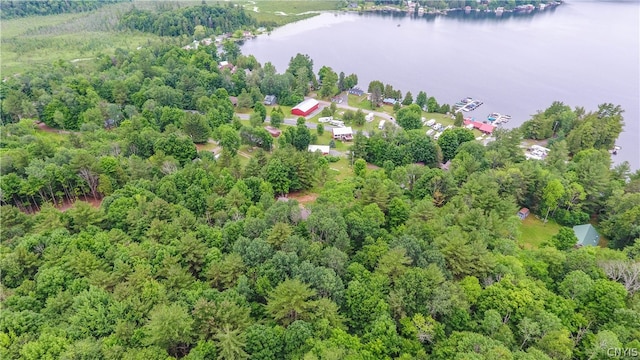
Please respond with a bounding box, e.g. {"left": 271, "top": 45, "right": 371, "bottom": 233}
{"left": 328, "top": 157, "right": 353, "bottom": 182}
{"left": 518, "top": 215, "right": 561, "bottom": 249}
{"left": 237, "top": 0, "right": 339, "bottom": 27}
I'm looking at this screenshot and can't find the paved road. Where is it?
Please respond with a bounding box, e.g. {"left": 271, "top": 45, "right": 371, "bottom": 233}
{"left": 236, "top": 112, "right": 371, "bottom": 138}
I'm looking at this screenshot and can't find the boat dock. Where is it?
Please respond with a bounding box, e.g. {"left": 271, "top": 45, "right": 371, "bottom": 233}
{"left": 454, "top": 97, "right": 483, "bottom": 113}
{"left": 487, "top": 113, "right": 511, "bottom": 125}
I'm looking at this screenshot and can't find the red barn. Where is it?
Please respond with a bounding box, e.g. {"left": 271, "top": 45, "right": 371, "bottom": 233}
{"left": 291, "top": 99, "right": 320, "bottom": 117}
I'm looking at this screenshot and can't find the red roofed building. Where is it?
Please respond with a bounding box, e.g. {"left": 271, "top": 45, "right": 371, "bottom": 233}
{"left": 291, "top": 98, "right": 320, "bottom": 117}
{"left": 478, "top": 123, "right": 495, "bottom": 134}
{"left": 463, "top": 119, "right": 495, "bottom": 134}
{"left": 265, "top": 126, "right": 281, "bottom": 137}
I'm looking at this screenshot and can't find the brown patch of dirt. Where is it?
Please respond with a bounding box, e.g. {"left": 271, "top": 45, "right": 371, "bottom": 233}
{"left": 366, "top": 163, "right": 380, "bottom": 169}
{"left": 36, "top": 122, "right": 71, "bottom": 134}
{"left": 195, "top": 144, "right": 221, "bottom": 153}
{"left": 56, "top": 196, "right": 103, "bottom": 212}
{"left": 19, "top": 196, "right": 103, "bottom": 214}
{"left": 286, "top": 191, "right": 319, "bottom": 205}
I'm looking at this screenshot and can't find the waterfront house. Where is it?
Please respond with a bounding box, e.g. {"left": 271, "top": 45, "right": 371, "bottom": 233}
{"left": 218, "top": 61, "right": 234, "bottom": 70}
{"left": 349, "top": 87, "right": 365, "bottom": 96}
{"left": 383, "top": 98, "right": 397, "bottom": 105}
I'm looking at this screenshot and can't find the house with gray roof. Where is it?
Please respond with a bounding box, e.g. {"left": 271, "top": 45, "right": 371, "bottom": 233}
{"left": 572, "top": 224, "right": 600, "bottom": 247}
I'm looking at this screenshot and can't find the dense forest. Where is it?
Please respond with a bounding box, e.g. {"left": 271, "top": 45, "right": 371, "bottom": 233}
{"left": 119, "top": 4, "right": 256, "bottom": 37}
{"left": 0, "top": 0, "right": 124, "bottom": 19}
{"left": 1, "top": 2, "right": 640, "bottom": 359}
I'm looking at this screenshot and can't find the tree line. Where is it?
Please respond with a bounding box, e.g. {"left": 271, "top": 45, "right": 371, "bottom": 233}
{"left": 119, "top": 4, "right": 256, "bottom": 38}
{"left": 0, "top": 0, "right": 123, "bottom": 19}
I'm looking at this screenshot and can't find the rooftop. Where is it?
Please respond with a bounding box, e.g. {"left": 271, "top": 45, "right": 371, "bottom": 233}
{"left": 292, "top": 98, "right": 319, "bottom": 113}
{"left": 332, "top": 127, "right": 353, "bottom": 136}
{"left": 308, "top": 145, "right": 330, "bottom": 153}
{"left": 573, "top": 224, "right": 600, "bottom": 247}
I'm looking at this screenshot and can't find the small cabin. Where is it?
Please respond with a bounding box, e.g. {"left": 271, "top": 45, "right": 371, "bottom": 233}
{"left": 265, "top": 126, "right": 281, "bottom": 137}
{"left": 264, "top": 95, "right": 277, "bottom": 106}
{"left": 518, "top": 208, "right": 530, "bottom": 220}
{"left": 573, "top": 224, "right": 600, "bottom": 247}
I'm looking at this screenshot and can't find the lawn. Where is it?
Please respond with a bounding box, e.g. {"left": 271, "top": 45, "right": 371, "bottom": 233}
{"left": 314, "top": 130, "right": 349, "bottom": 152}
{"left": 517, "top": 216, "right": 561, "bottom": 249}
{"left": 327, "top": 157, "right": 354, "bottom": 182}
{"left": 266, "top": 105, "right": 293, "bottom": 116}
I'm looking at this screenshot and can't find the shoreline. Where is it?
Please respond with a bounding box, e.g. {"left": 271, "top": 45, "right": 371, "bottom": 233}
{"left": 340, "top": 1, "right": 563, "bottom": 18}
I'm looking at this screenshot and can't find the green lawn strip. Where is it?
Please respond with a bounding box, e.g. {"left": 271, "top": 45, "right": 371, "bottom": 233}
{"left": 517, "top": 216, "right": 561, "bottom": 249}
{"left": 347, "top": 94, "right": 374, "bottom": 110}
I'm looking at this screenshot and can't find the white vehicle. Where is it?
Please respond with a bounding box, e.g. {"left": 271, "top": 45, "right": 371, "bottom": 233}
{"left": 378, "top": 120, "right": 386, "bottom": 130}
{"left": 426, "top": 119, "right": 436, "bottom": 127}
{"left": 330, "top": 119, "right": 345, "bottom": 127}
{"left": 426, "top": 129, "right": 435, "bottom": 136}
{"left": 434, "top": 132, "right": 442, "bottom": 141}
{"left": 318, "top": 116, "right": 333, "bottom": 123}
{"left": 433, "top": 123, "right": 442, "bottom": 130}
{"left": 365, "top": 113, "right": 374, "bottom": 122}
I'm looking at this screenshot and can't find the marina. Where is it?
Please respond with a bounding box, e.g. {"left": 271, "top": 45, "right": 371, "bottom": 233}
{"left": 454, "top": 97, "right": 483, "bottom": 113}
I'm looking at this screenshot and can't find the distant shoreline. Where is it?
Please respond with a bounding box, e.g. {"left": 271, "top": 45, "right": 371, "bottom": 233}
{"left": 342, "top": 1, "right": 563, "bottom": 18}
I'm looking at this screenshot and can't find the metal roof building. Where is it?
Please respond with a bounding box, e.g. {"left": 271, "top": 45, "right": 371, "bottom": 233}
{"left": 573, "top": 224, "right": 600, "bottom": 247}
{"left": 291, "top": 98, "right": 320, "bottom": 117}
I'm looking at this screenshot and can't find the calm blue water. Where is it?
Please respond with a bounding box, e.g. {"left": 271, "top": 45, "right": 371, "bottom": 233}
{"left": 242, "top": 1, "right": 640, "bottom": 170}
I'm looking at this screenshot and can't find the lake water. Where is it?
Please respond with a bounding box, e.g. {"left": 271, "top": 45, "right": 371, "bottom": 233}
{"left": 242, "top": 1, "right": 640, "bottom": 170}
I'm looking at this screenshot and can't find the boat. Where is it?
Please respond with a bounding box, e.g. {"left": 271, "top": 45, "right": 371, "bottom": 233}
{"left": 488, "top": 113, "right": 500, "bottom": 121}
{"left": 611, "top": 145, "right": 622, "bottom": 155}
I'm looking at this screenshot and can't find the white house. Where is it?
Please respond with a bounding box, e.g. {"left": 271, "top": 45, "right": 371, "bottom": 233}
{"left": 308, "top": 145, "right": 330, "bottom": 155}
{"left": 365, "top": 113, "right": 374, "bottom": 122}
{"left": 332, "top": 127, "right": 353, "bottom": 141}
